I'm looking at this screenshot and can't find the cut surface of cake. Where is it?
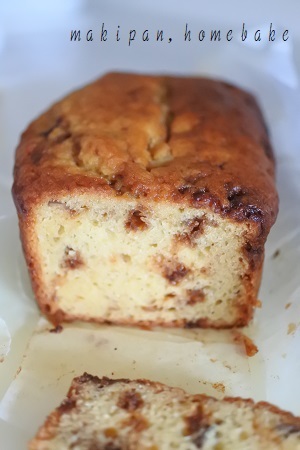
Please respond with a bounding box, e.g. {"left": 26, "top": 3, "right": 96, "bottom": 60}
{"left": 29, "top": 374, "right": 300, "bottom": 450}
{"left": 12, "top": 73, "right": 278, "bottom": 327}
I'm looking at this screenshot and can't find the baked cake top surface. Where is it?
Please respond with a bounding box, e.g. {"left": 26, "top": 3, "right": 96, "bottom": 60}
{"left": 13, "top": 72, "right": 278, "bottom": 238}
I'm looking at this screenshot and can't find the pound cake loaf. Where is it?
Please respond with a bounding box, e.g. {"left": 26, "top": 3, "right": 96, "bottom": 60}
{"left": 29, "top": 373, "right": 300, "bottom": 450}
{"left": 12, "top": 73, "right": 278, "bottom": 328}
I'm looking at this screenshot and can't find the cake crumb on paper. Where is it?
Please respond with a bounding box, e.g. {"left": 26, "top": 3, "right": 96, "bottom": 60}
{"left": 255, "top": 299, "right": 262, "bottom": 308}
{"left": 233, "top": 331, "right": 258, "bottom": 357}
{"left": 285, "top": 302, "right": 292, "bottom": 310}
{"left": 212, "top": 382, "right": 225, "bottom": 394}
{"left": 287, "top": 323, "right": 298, "bottom": 335}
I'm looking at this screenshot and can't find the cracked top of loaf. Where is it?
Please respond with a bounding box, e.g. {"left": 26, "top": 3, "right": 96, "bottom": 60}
{"left": 13, "top": 72, "right": 278, "bottom": 240}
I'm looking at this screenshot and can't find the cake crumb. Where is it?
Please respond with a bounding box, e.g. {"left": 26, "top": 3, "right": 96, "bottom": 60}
{"left": 285, "top": 302, "right": 292, "bottom": 310}
{"left": 233, "top": 331, "right": 258, "bottom": 357}
{"left": 14, "top": 366, "right": 22, "bottom": 379}
{"left": 223, "top": 362, "right": 233, "bottom": 371}
{"left": 255, "top": 299, "right": 262, "bottom": 308}
{"left": 272, "top": 249, "right": 280, "bottom": 259}
{"left": 287, "top": 323, "right": 298, "bottom": 335}
{"left": 212, "top": 383, "right": 225, "bottom": 394}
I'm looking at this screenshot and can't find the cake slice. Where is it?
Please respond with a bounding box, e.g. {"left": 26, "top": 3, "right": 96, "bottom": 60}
{"left": 12, "top": 73, "right": 278, "bottom": 328}
{"left": 29, "top": 374, "right": 300, "bottom": 449}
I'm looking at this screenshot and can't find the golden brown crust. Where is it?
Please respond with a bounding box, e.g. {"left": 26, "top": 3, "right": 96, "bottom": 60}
{"left": 12, "top": 73, "right": 278, "bottom": 328}
{"left": 12, "top": 72, "right": 278, "bottom": 231}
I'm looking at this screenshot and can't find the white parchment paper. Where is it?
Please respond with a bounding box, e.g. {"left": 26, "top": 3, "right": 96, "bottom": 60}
{"left": 0, "top": 3, "right": 300, "bottom": 448}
